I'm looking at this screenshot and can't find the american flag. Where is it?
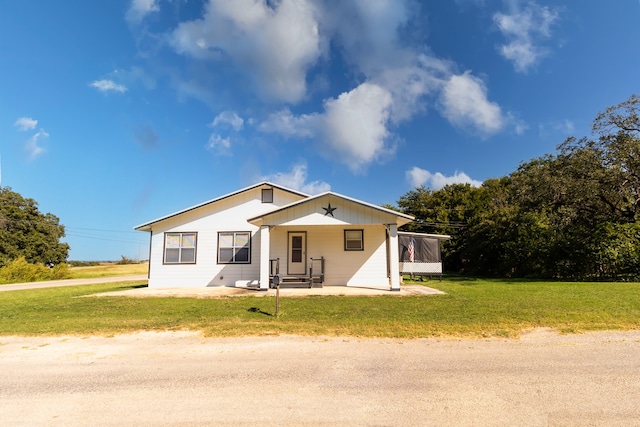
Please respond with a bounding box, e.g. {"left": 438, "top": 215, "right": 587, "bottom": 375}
{"left": 408, "top": 238, "right": 415, "bottom": 262}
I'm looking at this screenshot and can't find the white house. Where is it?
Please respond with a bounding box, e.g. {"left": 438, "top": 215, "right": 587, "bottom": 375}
{"left": 135, "top": 182, "right": 415, "bottom": 290}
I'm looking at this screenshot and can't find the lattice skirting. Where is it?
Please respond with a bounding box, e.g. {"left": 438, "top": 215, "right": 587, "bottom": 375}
{"left": 400, "top": 262, "right": 442, "bottom": 274}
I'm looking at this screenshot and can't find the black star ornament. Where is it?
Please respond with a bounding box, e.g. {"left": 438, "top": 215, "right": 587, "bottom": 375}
{"left": 323, "top": 203, "right": 337, "bottom": 217}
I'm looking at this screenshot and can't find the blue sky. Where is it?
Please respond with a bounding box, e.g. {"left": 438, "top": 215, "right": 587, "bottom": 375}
{"left": 1, "top": 0, "right": 639, "bottom": 261}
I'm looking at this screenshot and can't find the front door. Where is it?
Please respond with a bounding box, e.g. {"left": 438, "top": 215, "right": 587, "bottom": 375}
{"left": 288, "top": 232, "right": 307, "bottom": 275}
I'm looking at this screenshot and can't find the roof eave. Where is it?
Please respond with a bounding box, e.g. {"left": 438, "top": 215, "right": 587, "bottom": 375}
{"left": 134, "top": 181, "right": 308, "bottom": 231}
{"left": 248, "top": 191, "right": 415, "bottom": 225}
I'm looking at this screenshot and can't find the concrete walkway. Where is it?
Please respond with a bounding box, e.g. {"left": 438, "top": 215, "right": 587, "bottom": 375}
{"left": 92, "top": 283, "right": 445, "bottom": 298}
{"left": 1, "top": 275, "right": 444, "bottom": 297}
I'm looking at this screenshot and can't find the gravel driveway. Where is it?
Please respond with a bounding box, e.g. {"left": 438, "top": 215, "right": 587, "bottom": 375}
{"left": 1, "top": 329, "right": 639, "bottom": 426}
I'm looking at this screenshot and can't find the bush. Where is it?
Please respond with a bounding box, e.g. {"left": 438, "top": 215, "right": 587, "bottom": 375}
{"left": 67, "top": 260, "right": 101, "bottom": 267}
{"left": 116, "top": 255, "right": 139, "bottom": 265}
{"left": 0, "top": 257, "right": 71, "bottom": 284}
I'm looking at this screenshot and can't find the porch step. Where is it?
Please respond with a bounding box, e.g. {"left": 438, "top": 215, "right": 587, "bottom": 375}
{"left": 270, "top": 276, "right": 323, "bottom": 289}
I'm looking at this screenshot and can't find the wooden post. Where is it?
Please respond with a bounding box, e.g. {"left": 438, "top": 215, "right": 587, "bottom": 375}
{"left": 273, "top": 274, "right": 281, "bottom": 317}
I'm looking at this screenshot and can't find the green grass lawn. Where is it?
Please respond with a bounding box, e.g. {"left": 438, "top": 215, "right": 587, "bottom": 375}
{"left": 1, "top": 277, "right": 639, "bottom": 338}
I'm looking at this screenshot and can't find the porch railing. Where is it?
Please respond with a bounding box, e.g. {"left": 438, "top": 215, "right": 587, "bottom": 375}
{"left": 269, "top": 256, "right": 325, "bottom": 288}
{"left": 310, "top": 257, "right": 324, "bottom": 285}
{"left": 269, "top": 258, "right": 280, "bottom": 277}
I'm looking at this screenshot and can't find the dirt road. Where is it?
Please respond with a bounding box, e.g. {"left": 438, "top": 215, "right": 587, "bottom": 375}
{"left": 1, "top": 329, "right": 639, "bottom": 426}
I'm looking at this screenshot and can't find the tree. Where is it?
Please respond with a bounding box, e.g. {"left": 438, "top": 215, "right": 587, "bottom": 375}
{"left": 396, "top": 182, "right": 495, "bottom": 272}
{"left": 394, "top": 94, "right": 640, "bottom": 280}
{"left": 0, "top": 187, "right": 69, "bottom": 267}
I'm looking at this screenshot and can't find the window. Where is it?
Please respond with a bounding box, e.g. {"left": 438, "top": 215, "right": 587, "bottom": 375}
{"left": 218, "top": 232, "right": 251, "bottom": 264}
{"left": 261, "top": 188, "right": 273, "bottom": 203}
{"left": 164, "top": 232, "right": 197, "bottom": 264}
{"left": 344, "top": 229, "right": 364, "bottom": 251}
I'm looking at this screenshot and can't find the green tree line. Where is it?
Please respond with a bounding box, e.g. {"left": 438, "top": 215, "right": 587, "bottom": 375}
{"left": 0, "top": 187, "right": 69, "bottom": 268}
{"left": 394, "top": 94, "right": 640, "bottom": 280}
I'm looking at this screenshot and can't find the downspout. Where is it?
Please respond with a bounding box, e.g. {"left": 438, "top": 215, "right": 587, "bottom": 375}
{"left": 146, "top": 227, "right": 152, "bottom": 280}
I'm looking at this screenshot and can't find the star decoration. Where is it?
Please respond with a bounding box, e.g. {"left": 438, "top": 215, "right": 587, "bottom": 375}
{"left": 323, "top": 203, "right": 337, "bottom": 217}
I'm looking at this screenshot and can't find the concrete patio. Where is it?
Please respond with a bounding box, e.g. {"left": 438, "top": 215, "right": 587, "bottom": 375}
{"left": 91, "top": 284, "right": 445, "bottom": 298}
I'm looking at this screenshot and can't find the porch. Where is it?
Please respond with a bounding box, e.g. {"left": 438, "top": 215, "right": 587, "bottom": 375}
{"left": 268, "top": 257, "right": 325, "bottom": 289}
{"left": 256, "top": 223, "right": 402, "bottom": 291}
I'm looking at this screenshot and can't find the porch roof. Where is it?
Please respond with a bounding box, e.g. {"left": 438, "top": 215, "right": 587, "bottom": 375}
{"left": 247, "top": 191, "right": 414, "bottom": 227}
{"left": 398, "top": 231, "right": 451, "bottom": 240}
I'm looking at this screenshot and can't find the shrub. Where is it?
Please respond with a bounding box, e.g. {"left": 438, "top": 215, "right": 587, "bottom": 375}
{"left": 116, "top": 255, "right": 139, "bottom": 265}
{"left": 0, "top": 257, "right": 71, "bottom": 284}
{"left": 67, "top": 260, "right": 101, "bottom": 267}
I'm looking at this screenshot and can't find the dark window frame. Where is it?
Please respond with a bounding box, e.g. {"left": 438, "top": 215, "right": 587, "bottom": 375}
{"left": 344, "top": 229, "right": 364, "bottom": 251}
{"left": 163, "top": 232, "right": 198, "bottom": 264}
{"left": 261, "top": 188, "right": 274, "bottom": 203}
{"left": 217, "top": 231, "right": 252, "bottom": 264}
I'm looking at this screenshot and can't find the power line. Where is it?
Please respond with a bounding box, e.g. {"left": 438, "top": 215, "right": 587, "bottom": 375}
{"left": 65, "top": 232, "right": 147, "bottom": 245}
{"left": 66, "top": 226, "right": 140, "bottom": 234}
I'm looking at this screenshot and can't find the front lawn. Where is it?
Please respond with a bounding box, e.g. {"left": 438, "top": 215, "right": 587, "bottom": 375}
{"left": 0, "top": 278, "right": 638, "bottom": 338}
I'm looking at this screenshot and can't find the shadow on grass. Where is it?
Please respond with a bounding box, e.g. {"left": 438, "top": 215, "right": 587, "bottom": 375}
{"left": 109, "top": 283, "right": 148, "bottom": 292}
{"left": 404, "top": 274, "right": 481, "bottom": 285}
{"left": 440, "top": 275, "right": 559, "bottom": 286}
{"left": 248, "top": 307, "right": 273, "bottom": 317}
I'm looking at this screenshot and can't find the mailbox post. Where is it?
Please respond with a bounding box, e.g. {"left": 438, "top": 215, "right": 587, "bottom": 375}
{"left": 273, "top": 274, "right": 281, "bottom": 317}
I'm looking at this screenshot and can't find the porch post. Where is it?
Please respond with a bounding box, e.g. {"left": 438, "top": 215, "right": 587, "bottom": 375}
{"left": 259, "top": 225, "right": 271, "bottom": 290}
{"left": 388, "top": 224, "right": 401, "bottom": 291}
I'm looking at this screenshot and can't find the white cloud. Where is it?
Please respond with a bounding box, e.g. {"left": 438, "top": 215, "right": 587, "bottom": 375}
{"left": 323, "top": 1, "right": 451, "bottom": 124}
{"left": 320, "top": 83, "right": 394, "bottom": 173}
{"left": 493, "top": 2, "right": 559, "bottom": 73}
{"left": 170, "top": 0, "right": 322, "bottom": 103}
{"left": 260, "top": 162, "right": 330, "bottom": 195}
{"left": 111, "top": 66, "right": 156, "bottom": 90}
{"left": 253, "top": 2, "right": 507, "bottom": 171}
{"left": 511, "top": 114, "right": 529, "bottom": 135}
{"left": 554, "top": 119, "right": 575, "bottom": 134}
{"left": 206, "top": 134, "right": 232, "bottom": 155}
{"left": 14, "top": 117, "right": 38, "bottom": 131}
{"left": 406, "top": 167, "right": 482, "bottom": 190}
{"left": 25, "top": 129, "right": 49, "bottom": 160}
{"left": 126, "top": 0, "right": 159, "bottom": 24}
{"left": 439, "top": 72, "right": 505, "bottom": 136}
{"left": 258, "top": 109, "right": 317, "bottom": 137}
{"left": 538, "top": 119, "right": 575, "bottom": 138}
{"left": 90, "top": 79, "right": 128, "bottom": 94}
{"left": 211, "top": 111, "right": 244, "bottom": 131}
{"left": 168, "top": 0, "right": 511, "bottom": 174}
{"left": 260, "top": 82, "right": 395, "bottom": 173}
{"left": 206, "top": 111, "right": 245, "bottom": 155}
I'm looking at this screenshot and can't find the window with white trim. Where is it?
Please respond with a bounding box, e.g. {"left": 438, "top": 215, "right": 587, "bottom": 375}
{"left": 344, "top": 229, "right": 364, "bottom": 251}
{"left": 164, "top": 232, "right": 197, "bottom": 264}
{"left": 218, "top": 231, "right": 251, "bottom": 264}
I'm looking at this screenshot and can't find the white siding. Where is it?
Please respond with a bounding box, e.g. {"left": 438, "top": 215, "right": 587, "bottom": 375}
{"left": 270, "top": 224, "right": 390, "bottom": 287}
{"left": 146, "top": 186, "right": 303, "bottom": 288}
{"left": 261, "top": 195, "right": 400, "bottom": 227}
{"left": 142, "top": 186, "right": 406, "bottom": 288}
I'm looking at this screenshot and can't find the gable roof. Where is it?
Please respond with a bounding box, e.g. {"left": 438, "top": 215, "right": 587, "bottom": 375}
{"left": 134, "top": 181, "right": 308, "bottom": 231}
{"left": 247, "top": 191, "right": 414, "bottom": 227}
